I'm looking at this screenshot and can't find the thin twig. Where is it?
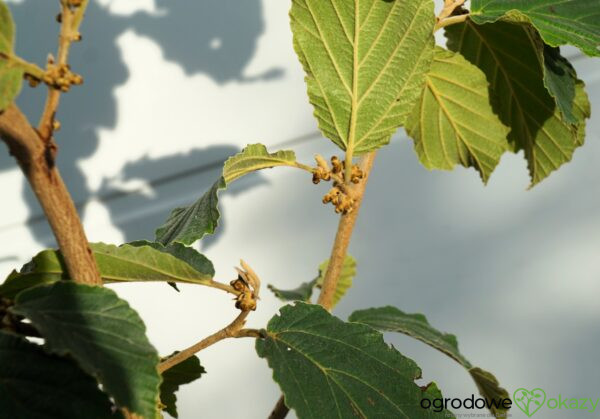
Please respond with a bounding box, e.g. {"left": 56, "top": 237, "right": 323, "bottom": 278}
{"left": 38, "top": 0, "right": 89, "bottom": 140}
{"left": 268, "top": 395, "right": 289, "bottom": 419}
{"left": 158, "top": 261, "right": 262, "bottom": 373}
{"left": 317, "top": 152, "right": 376, "bottom": 310}
{"left": 0, "top": 105, "right": 101, "bottom": 285}
{"left": 435, "top": 0, "right": 469, "bottom": 32}
{"left": 158, "top": 311, "right": 252, "bottom": 374}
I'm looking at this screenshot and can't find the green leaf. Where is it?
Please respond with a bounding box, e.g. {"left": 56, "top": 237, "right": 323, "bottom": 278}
{"left": 0, "top": 2, "right": 24, "bottom": 112}
{"left": 256, "top": 303, "right": 454, "bottom": 418}
{"left": 446, "top": 20, "right": 590, "bottom": 185}
{"left": 0, "top": 330, "right": 122, "bottom": 419}
{"left": 290, "top": 0, "right": 436, "bottom": 155}
{"left": 155, "top": 144, "right": 298, "bottom": 246}
{"left": 268, "top": 279, "right": 317, "bottom": 302}
{"left": 160, "top": 354, "right": 205, "bottom": 418}
{"left": 469, "top": 0, "right": 600, "bottom": 57}
{"left": 223, "top": 143, "right": 298, "bottom": 184}
{"left": 0, "top": 242, "right": 215, "bottom": 299}
{"left": 541, "top": 44, "right": 577, "bottom": 124}
{"left": 156, "top": 177, "right": 225, "bottom": 246}
{"left": 315, "top": 255, "right": 356, "bottom": 307}
{"left": 128, "top": 240, "right": 215, "bottom": 276}
{"left": 405, "top": 47, "right": 509, "bottom": 183}
{"left": 349, "top": 306, "right": 510, "bottom": 417}
{"left": 11, "top": 281, "right": 161, "bottom": 418}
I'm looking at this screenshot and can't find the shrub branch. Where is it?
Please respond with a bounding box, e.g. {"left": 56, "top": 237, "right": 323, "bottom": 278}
{"left": 0, "top": 105, "right": 101, "bottom": 285}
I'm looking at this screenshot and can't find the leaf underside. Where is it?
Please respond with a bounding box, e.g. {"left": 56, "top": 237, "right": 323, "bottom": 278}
{"left": 349, "top": 306, "right": 510, "bottom": 417}
{"left": 155, "top": 144, "right": 297, "bottom": 246}
{"left": 405, "top": 47, "right": 509, "bottom": 183}
{"left": 223, "top": 143, "right": 297, "bottom": 184}
{"left": 256, "top": 303, "right": 454, "bottom": 418}
{"left": 0, "top": 331, "right": 121, "bottom": 419}
{"left": 11, "top": 282, "right": 161, "bottom": 418}
{"left": 290, "top": 0, "right": 436, "bottom": 154}
{"left": 470, "top": 0, "right": 600, "bottom": 57}
{"left": 446, "top": 20, "right": 590, "bottom": 185}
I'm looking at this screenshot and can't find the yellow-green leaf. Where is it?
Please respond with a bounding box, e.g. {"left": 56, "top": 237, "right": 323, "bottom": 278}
{"left": 290, "top": 0, "right": 436, "bottom": 155}
{"left": 446, "top": 21, "right": 590, "bottom": 185}
{"left": 406, "top": 47, "right": 509, "bottom": 183}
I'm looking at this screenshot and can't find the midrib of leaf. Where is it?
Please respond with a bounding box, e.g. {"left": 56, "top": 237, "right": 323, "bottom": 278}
{"left": 345, "top": 0, "right": 360, "bottom": 182}
{"left": 353, "top": 1, "right": 428, "bottom": 152}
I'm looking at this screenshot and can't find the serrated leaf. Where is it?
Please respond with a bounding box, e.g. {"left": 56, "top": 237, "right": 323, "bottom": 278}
{"left": 315, "top": 255, "right": 356, "bottom": 307}
{"left": 160, "top": 354, "right": 205, "bottom": 418}
{"left": 349, "top": 306, "right": 510, "bottom": 416}
{"left": 405, "top": 47, "right": 509, "bottom": 183}
{"left": 0, "top": 242, "right": 215, "bottom": 299}
{"left": 256, "top": 303, "right": 454, "bottom": 418}
{"left": 446, "top": 20, "right": 590, "bottom": 185}
{"left": 11, "top": 282, "right": 161, "bottom": 418}
{"left": 223, "top": 143, "right": 297, "bottom": 183}
{"left": 268, "top": 278, "right": 317, "bottom": 302}
{"left": 290, "top": 0, "right": 435, "bottom": 155}
{"left": 155, "top": 144, "right": 297, "bottom": 246}
{"left": 469, "top": 0, "right": 600, "bottom": 57}
{"left": 0, "top": 331, "right": 122, "bottom": 419}
{"left": 0, "top": 2, "right": 24, "bottom": 112}
{"left": 156, "top": 177, "right": 225, "bottom": 246}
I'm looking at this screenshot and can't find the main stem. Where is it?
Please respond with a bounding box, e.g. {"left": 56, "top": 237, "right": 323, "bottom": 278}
{"left": 0, "top": 105, "right": 101, "bottom": 285}
{"left": 317, "top": 151, "right": 376, "bottom": 309}
{"left": 270, "top": 151, "right": 376, "bottom": 419}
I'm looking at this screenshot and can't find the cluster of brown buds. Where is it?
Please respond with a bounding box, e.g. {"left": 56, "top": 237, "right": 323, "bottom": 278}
{"left": 230, "top": 260, "right": 260, "bottom": 311}
{"left": 25, "top": 57, "right": 83, "bottom": 92}
{"left": 312, "top": 155, "right": 364, "bottom": 214}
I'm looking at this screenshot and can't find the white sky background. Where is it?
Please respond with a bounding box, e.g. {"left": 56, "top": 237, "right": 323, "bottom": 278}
{"left": 1, "top": 1, "right": 600, "bottom": 418}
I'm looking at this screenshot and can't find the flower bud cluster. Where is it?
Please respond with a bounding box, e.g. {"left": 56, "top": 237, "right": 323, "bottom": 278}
{"left": 312, "top": 155, "right": 364, "bottom": 214}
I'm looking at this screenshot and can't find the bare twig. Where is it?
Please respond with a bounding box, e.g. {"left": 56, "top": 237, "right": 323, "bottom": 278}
{"left": 158, "top": 310, "right": 253, "bottom": 374}
{"left": 317, "top": 152, "right": 376, "bottom": 310}
{"left": 435, "top": 0, "right": 469, "bottom": 32}
{"left": 38, "top": 0, "right": 89, "bottom": 140}
{"left": 0, "top": 105, "right": 101, "bottom": 285}
{"left": 268, "top": 395, "right": 289, "bottom": 419}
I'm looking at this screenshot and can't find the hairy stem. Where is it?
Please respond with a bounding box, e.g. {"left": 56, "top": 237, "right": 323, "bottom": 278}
{"left": 0, "top": 105, "right": 101, "bottom": 285}
{"left": 158, "top": 311, "right": 253, "bottom": 374}
{"left": 38, "top": 0, "right": 89, "bottom": 140}
{"left": 317, "top": 151, "right": 376, "bottom": 310}
{"left": 269, "top": 152, "right": 377, "bottom": 419}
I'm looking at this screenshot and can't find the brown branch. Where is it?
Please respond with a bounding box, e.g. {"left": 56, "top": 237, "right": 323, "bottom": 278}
{"left": 268, "top": 395, "right": 289, "bottom": 419}
{"left": 0, "top": 105, "right": 101, "bottom": 285}
{"left": 38, "top": 0, "right": 89, "bottom": 140}
{"left": 158, "top": 310, "right": 252, "bottom": 374}
{"left": 316, "top": 151, "right": 376, "bottom": 310}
